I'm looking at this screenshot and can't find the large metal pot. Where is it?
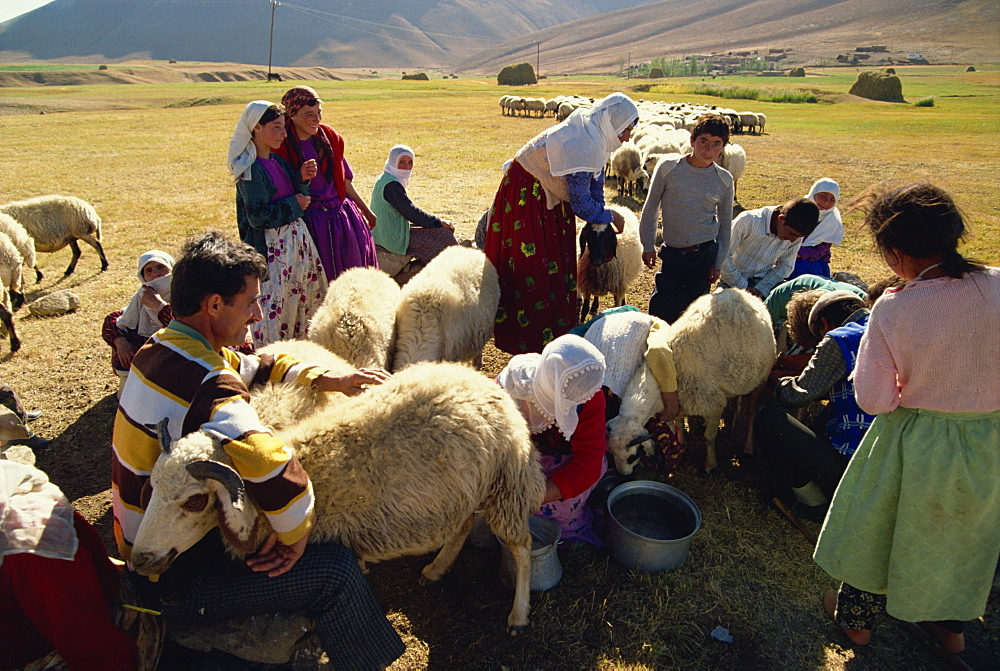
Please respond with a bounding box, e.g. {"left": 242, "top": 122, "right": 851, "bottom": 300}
{"left": 604, "top": 480, "right": 701, "bottom": 572}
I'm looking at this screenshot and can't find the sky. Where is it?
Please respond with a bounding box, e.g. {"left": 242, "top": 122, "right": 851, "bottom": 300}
{"left": 0, "top": 0, "right": 55, "bottom": 24}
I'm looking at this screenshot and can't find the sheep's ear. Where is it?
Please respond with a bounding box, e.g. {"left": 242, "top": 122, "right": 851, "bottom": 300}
{"left": 186, "top": 460, "right": 245, "bottom": 510}
{"left": 143, "top": 418, "right": 173, "bottom": 454}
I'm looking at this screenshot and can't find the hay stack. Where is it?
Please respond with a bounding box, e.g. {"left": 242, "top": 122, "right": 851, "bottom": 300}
{"left": 849, "top": 70, "right": 904, "bottom": 102}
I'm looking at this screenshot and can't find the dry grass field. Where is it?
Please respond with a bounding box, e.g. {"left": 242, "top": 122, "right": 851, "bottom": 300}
{"left": 0, "top": 64, "right": 997, "bottom": 669}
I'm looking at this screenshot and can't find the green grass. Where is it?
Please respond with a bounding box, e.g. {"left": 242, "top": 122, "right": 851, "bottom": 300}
{"left": 913, "top": 96, "right": 936, "bottom": 107}
{"left": 651, "top": 83, "right": 820, "bottom": 103}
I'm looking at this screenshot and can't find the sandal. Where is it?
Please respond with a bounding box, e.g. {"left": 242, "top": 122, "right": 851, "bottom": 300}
{"left": 822, "top": 589, "right": 871, "bottom": 645}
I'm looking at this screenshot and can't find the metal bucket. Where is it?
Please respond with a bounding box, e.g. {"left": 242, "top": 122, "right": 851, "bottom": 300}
{"left": 465, "top": 513, "right": 499, "bottom": 550}
{"left": 498, "top": 517, "right": 563, "bottom": 592}
{"left": 604, "top": 481, "right": 701, "bottom": 572}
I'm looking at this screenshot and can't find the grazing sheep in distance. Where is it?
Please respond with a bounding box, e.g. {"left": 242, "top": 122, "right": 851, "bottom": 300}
{"left": 715, "top": 143, "right": 747, "bottom": 199}
{"left": 609, "top": 142, "right": 647, "bottom": 198}
{"left": 308, "top": 267, "right": 400, "bottom": 370}
{"left": 392, "top": 246, "right": 499, "bottom": 371}
{"left": 601, "top": 289, "right": 775, "bottom": 474}
{"left": 0, "top": 195, "right": 109, "bottom": 278}
{"left": 0, "top": 213, "right": 38, "bottom": 285}
{"left": 130, "top": 361, "right": 546, "bottom": 634}
{"left": 577, "top": 204, "right": 643, "bottom": 321}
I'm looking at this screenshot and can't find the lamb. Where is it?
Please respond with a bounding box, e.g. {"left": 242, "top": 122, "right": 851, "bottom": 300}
{"left": 577, "top": 204, "right": 643, "bottom": 321}
{"left": 601, "top": 289, "right": 775, "bottom": 474}
{"left": 0, "top": 213, "right": 38, "bottom": 285}
{"left": 609, "top": 142, "right": 648, "bottom": 198}
{"left": 392, "top": 246, "right": 499, "bottom": 371}
{"left": 307, "top": 267, "right": 400, "bottom": 370}
{"left": 129, "top": 361, "right": 546, "bottom": 634}
{"left": 0, "top": 277, "right": 20, "bottom": 354}
{"left": 0, "top": 195, "right": 109, "bottom": 278}
{"left": 0, "top": 231, "right": 25, "bottom": 310}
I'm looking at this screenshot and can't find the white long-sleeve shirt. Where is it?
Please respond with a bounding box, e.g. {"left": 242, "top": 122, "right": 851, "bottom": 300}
{"left": 719, "top": 206, "right": 801, "bottom": 295}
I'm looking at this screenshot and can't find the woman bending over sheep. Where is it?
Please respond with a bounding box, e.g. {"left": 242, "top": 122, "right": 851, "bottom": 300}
{"left": 228, "top": 100, "right": 328, "bottom": 347}
{"left": 485, "top": 93, "right": 638, "bottom": 354}
{"left": 275, "top": 86, "right": 379, "bottom": 282}
{"left": 370, "top": 144, "right": 458, "bottom": 266}
{"left": 498, "top": 334, "right": 609, "bottom": 545}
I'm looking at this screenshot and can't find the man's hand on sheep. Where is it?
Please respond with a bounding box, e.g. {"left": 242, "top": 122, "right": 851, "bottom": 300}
{"left": 246, "top": 530, "right": 310, "bottom": 577}
{"left": 610, "top": 209, "right": 626, "bottom": 234}
{"left": 642, "top": 251, "right": 657, "bottom": 269}
{"left": 659, "top": 390, "right": 680, "bottom": 423}
{"left": 313, "top": 368, "right": 392, "bottom": 396}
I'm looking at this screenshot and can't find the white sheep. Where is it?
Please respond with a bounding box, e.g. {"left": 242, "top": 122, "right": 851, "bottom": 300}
{"left": 0, "top": 213, "right": 38, "bottom": 284}
{"left": 755, "top": 112, "right": 767, "bottom": 133}
{"left": 577, "top": 204, "right": 643, "bottom": 322}
{"left": 392, "top": 246, "right": 499, "bottom": 371}
{"left": 0, "top": 230, "right": 25, "bottom": 310}
{"left": 129, "top": 361, "right": 546, "bottom": 634}
{"left": 522, "top": 97, "right": 547, "bottom": 118}
{"left": 0, "top": 276, "right": 20, "bottom": 354}
{"left": 715, "top": 143, "right": 747, "bottom": 199}
{"left": 0, "top": 195, "right": 109, "bottom": 278}
{"left": 609, "top": 142, "right": 648, "bottom": 198}
{"left": 308, "top": 267, "right": 400, "bottom": 370}
{"left": 601, "top": 289, "right": 775, "bottom": 474}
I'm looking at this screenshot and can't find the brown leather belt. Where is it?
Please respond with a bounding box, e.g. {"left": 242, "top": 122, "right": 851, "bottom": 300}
{"left": 669, "top": 241, "right": 711, "bottom": 255}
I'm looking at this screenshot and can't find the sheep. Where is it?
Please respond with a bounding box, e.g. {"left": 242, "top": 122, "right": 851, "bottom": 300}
{"left": 577, "top": 204, "right": 643, "bottom": 322}
{"left": 250, "top": 339, "right": 358, "bottom": 432}
{"left": 755, "top": 112, "right": 767, "bottom": 133}
{"left": 715, "top": 143, "right": 747, "bottom": 199}
{"left": 601, "top": 289, "right": 775, "bottom": 474}
{"left": 129, "top": 361, "right": 546, "bottom": 634}
{"left": 0, "top": 213, "right": 38, "bottom": 284}
{"left": 609, "top": 142, "right": 648, "bottom": 198}
{"left": 523, "top": 98, "right": 547, "bottom": 118}
{"left": 0, "top": 231, "right": 25, "bottom": 310}
{"left": 392, "top": 246, "right": 499, "bottom": 371}
{"left": 0, "top": 195, "right": 109, "bottom": 278}
{"left": 307, "top": 267, "right": 400, "bottom": 370}
{"left": 544, "top": 98, "right": 559, "bottom": 117}
{"left": 508, "top": 97, "right": 527, "bottom": 117}
{"left": 0, "top": 277, "right": 20, "bottom": 354}
{"left": 737, "top": 112, "right": 758, "bottom": 134}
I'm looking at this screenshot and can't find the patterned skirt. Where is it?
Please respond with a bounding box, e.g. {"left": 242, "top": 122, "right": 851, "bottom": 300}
{"left": 252, "top": 219, "right": 328, "bottom": 348}
{"left": 484, "top": 161, "right": 578, "bottom": 355}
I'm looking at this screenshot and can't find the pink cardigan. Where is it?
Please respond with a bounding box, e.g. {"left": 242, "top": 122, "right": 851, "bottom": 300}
{"left": 854, "top": 266, "right": 1000, "bottom": 414}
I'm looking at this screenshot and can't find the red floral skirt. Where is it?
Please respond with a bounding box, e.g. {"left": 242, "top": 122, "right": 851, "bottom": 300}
{"left": 484, "top": 161, "right": 578, "bottom": 354}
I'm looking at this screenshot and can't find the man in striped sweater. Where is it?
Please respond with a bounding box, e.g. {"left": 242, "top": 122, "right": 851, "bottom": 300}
{"left": 112, "top": 231, "right": 404, "bottom": 668}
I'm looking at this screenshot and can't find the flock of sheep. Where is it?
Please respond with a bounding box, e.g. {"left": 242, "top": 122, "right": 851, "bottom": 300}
{"left": 0, "top": 194, "right": 109, "bottom": 353}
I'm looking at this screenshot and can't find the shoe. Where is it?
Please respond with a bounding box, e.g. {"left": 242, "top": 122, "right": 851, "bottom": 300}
{"left": 8, "top": 434, "right": 50, "bottom": 450}
{"left": 823, "top": 589, "right": 871, "bottom": 645}
{"left": 24, "top": 410, "right": 42, "bottom": 423}
{"left": 917, "top": 621, "right": 965, "bottom": 654}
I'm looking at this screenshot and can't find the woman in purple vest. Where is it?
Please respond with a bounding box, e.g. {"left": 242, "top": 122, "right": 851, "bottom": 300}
{"left": 754, "top": 289, "right": 874, "bottom": 516}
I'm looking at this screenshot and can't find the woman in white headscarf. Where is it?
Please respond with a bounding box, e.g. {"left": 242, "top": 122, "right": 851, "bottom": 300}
{"left": 790, "top": 177, "right": 844, "bottom": 279}
{"left": 499, "top": 334, "right": 609, "bottom": 544}
{"left": 227, "top": 100, "right": 328, "bottom": 348}
{"left": 485, "top": 92, "right": 639, "bottom": 355}
{"left": 369, "top": 144, "right": 458, "bottom": 265}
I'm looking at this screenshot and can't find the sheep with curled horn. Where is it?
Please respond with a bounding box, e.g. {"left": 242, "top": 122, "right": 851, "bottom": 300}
{"left": 129, "top": 362, "right": 546, "bottom": 635}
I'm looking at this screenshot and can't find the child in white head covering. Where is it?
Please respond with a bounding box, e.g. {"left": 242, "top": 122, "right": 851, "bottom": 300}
{"left": 789, "top": 177, "right": 844, "bottom": 279}
{"left": 498, "top": 334, "right": 609, "bottom": 544}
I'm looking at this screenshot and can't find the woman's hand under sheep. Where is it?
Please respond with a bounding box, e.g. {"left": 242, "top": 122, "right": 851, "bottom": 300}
{"left": 658, "top": 390, "right": 680, "bottom": 423}
{"left": 313, "top": 368, "right": 392, "bottom": 396}
{"left": 246, "top": 530, "right": 310, "bottom": 577}
{"left": 610, "top": 209, "right": 625, "bottom": 234}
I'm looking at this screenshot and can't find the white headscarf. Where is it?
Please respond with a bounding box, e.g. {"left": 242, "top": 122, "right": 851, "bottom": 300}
{"left": 545, "top": 92, "right": 639, "bottom": 176}
{"left": 116, "top": 250, "right": 175, "bottom": 338}
{"left": 802, "top": 177, "right": 844, "bottom": 246}
{"left": 227, "top": 100, "right": 273, "bottom": 183}
{"left": 498, "top": 335, "right": 606, "bottom": 439}
{"left": 384, "top": 144, "right": 415, "bottom": 188}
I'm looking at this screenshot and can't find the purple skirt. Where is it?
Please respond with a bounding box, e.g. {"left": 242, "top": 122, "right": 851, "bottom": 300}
{"left": 304, "top": 197, "right": 379, "bottom": 282}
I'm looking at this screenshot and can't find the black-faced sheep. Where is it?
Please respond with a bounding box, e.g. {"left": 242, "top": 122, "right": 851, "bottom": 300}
{"left": 129, "top": 361, "right": 546, "bottom": 634}
{"left": 307, "top": 267, "right": 400, "bottom": 370}
{"left": 392, "top": 246, "right": 499, "bottom": 371}
{"left": 0, "top": 195, "right": 109, "bottom": 278}
{"left": 599, "top": 289, "right": 775, "bottom": 473}
{"left": 577, "top": 205, "right": 643, "bottom": 322}
{"left": 0, "top": 213, "right": 38, "bottom": 285}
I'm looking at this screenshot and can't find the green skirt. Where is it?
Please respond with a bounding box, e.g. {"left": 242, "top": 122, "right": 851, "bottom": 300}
{"left": 813, "top": 406, "right": 1000, "bottom": 622}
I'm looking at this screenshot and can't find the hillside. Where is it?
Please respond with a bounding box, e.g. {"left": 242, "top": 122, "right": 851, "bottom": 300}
{"left": 458, "top": 0, "right": 1000, "bottom": 74}
{"left": 0, "top": 0, "right": 656, "bottom": 68}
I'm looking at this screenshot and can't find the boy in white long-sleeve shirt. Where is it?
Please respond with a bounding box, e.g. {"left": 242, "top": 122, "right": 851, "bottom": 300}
{"left": 720, "top": 197, "right": 819, "bottom": 298}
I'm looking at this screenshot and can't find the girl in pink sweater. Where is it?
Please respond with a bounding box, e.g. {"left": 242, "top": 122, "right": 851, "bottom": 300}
{"left": 813, "top": 182, "right": 999, "bottom": 654}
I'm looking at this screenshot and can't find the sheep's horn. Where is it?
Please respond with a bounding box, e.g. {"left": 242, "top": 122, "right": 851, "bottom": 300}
{"left": 186, "top": 460, "right": 245, "bottom": 510}
{"left": 143, "top": 418, "right": 173, "bottom": 454}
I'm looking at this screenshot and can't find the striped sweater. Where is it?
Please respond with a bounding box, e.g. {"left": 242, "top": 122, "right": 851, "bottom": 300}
{"left": 112, "top": 320, "right": 324, "bottom": 564}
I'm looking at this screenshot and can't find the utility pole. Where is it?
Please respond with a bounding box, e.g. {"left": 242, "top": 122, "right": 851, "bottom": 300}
{"left": 534, "top": 41, "right": 540, "bottom": 79}
{"left": 267, "top": 0, "right": 280, "bottom": 81}
{"left": 627, "top": 53, "right": 631, "bottom": 80}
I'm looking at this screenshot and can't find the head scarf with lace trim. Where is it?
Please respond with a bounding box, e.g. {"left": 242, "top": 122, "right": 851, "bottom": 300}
{"left": 281, "top": 85, "right": 337, "bottom": 183}
{"left": 499, "top": 335, "right": 606, "bottom": 439}
{"left": 227, "top": 100, "right": 274, "bottom": 183}
{"left": 544, "top": 92, "right": 639, "bottom": 177}
{"left": 802, "top": 177, "right": 844, "bottom": 246}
